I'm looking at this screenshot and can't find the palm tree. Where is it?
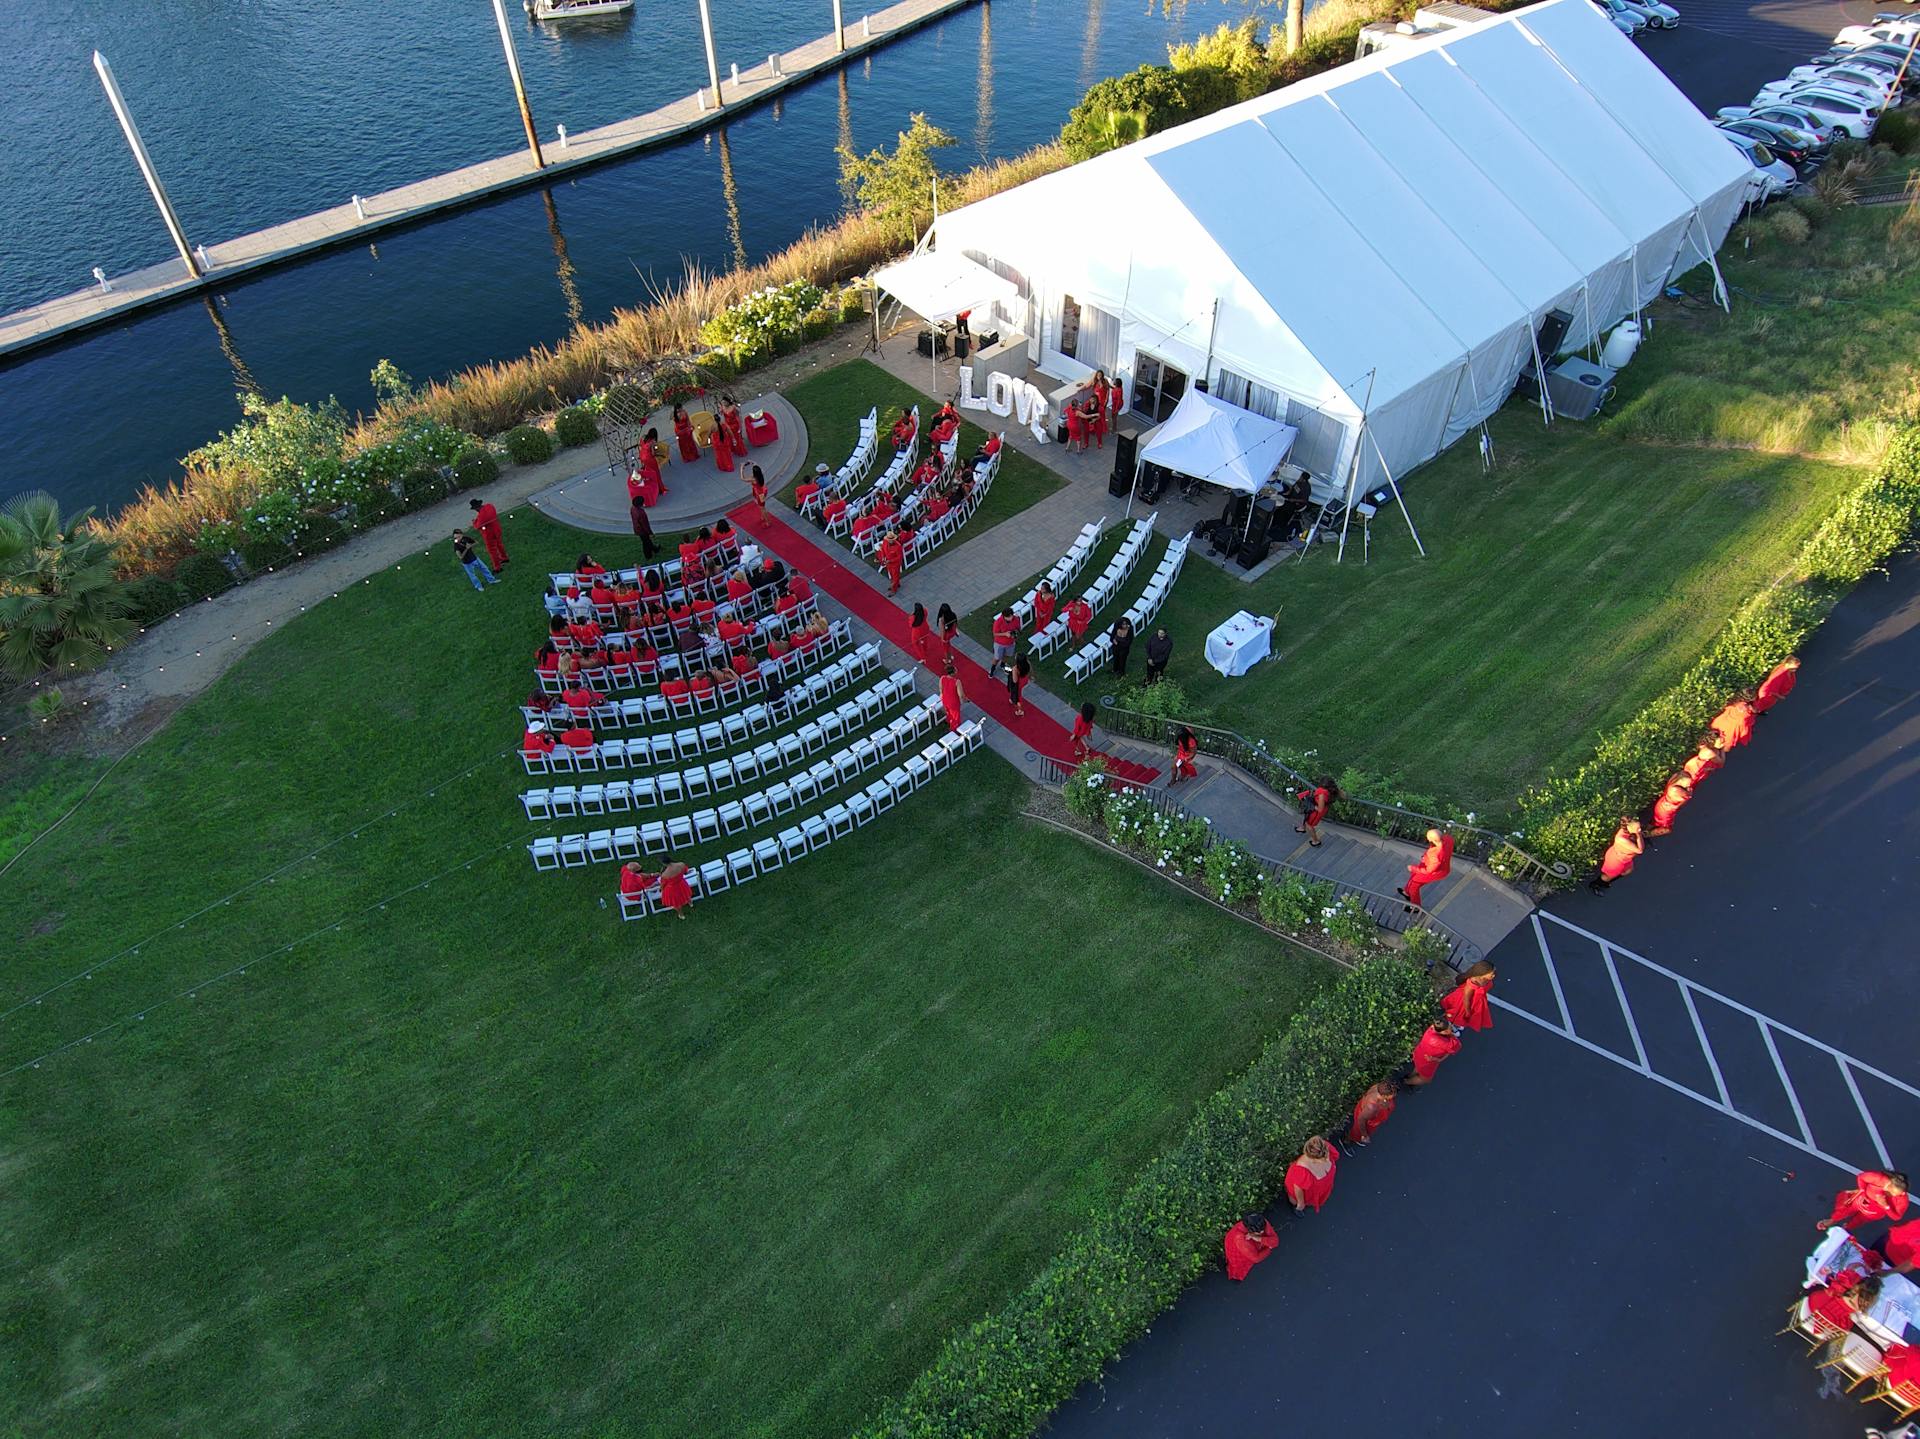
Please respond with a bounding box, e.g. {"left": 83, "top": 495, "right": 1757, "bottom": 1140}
{"left": 0, "top": 491, "right": 135, "bottom": 681}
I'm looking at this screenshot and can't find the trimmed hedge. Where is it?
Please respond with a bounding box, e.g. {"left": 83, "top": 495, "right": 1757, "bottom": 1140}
{"left": 502, "top": 426, "right": 554, "bottom": 466}
{"left": 854, "top": 956, "right": 1434, "bottom": 1439}
{"left": 124, "top": 574, "right": 189, "bottom": 626}
{"left": 1520, "top": 425, "right": 1920, "bottom": 869}
{"left": 240, "top": 538, "right": 293, "bottom": 575}
{"left": 553, "top": 407, "right": 598, "bottom": 448}
{"left": 451, "top": 449, "right": 500, "bottom": 490}
{"left": 398, "top": 466, "right": 446, "bottom": 512}
{"left": 175, "top": 553, "right": 235, "bottom": 601}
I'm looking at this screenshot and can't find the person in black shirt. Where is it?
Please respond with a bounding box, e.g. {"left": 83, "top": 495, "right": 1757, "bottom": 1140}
{"left": 1144, "top": 626, "right": 1173, "bottom": 685}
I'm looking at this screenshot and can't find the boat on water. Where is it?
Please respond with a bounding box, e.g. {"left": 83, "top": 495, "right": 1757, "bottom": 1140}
{"left": 525, "top": 0, "right": 634, "bottom": 19}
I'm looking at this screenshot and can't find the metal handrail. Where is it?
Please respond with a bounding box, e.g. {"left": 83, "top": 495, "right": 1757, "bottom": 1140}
{"left": 1095, "top": 700, "right": 1571, "bottom": 892}
{"left": 1032, "top": 754, "right": 1478, "bottom": 972}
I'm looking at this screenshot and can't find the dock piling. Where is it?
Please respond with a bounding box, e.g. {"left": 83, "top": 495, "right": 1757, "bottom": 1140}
{"left": 557, "top": 124, "right": 569, "bottom": 150}
{"left": 352, "top": 194, "right": 366, "bottom": 219}
{"left": 490, "top": 0, "right": 547, "bottom": 169}
{"left": 92, "top": 267, "right": 112, "bottom": 294}
{"left": 697, "top": 0, "right": 724, "bottom": 107}
{"left": 91, "top": 52, "right": 202, "bottom": 280}
{"left": 863, "top": 15, "right": 872, "bottom": 38}
{"left": 834, "top": 0, "right": 846, "bottom": 51}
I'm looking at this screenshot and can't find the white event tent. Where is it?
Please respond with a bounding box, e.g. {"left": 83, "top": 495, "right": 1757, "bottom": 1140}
{"left": 927, "top": 0, "right": 1753, "bottom": 501}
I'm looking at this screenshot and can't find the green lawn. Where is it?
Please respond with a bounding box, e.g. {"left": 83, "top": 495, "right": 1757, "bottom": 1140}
{"left": 0, "top": 509, "right": 1329, "bottom": 1438}
{"left": 779, "top": 358, "right": 1064, "bottom": 547}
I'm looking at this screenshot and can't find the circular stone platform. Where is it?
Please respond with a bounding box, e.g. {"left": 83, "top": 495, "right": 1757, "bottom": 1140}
{"left": 530, "top": 392, "right": 809, "bottom": 535}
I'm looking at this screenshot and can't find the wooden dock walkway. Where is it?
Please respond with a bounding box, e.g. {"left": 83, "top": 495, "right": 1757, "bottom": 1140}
{"left": 0, "top": 0, "right": 979, "bottom": 361}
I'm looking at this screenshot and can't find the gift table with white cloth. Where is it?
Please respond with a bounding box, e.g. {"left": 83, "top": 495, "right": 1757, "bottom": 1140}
{"left": 1806, "top": 1227, "right": 1920, "bottom": 1346}
{"left": 1205, "top": 611, "right": 1274, "bottom": 677}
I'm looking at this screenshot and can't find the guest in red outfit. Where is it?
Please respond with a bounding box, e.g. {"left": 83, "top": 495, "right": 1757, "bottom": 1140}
{"left": 618, "top": 862, "right": 658, "bottom": 900}
{"left": 1065, "top": 404, "right": 1087, "bottom": 453}
{"left": 672, "top": 405, "right": 699, "bottom": 463}
{"left": 1755, "top": 656, "right": 1800, "bottom": 715}
{"left": 1649, "top": 772, "right": 1694, "bottom": 836}
{"left": 1441, "top": 961, "right": 1496, "bottom": 1032}
{"left": 1588, "top": 816, "right": 1645, "bottom": 894}
{"left": 1683, "top": 737, "right": 1726, "bottom": 784}
{"left": 940, "top": 658, "right": 966, "bottom": 733}
{"left": 560, "top": 723, "right": 595, "bottom": 752}
{"left": 937, "top": 602, "right": 960, "bottom": 657}
{"left": 749, "top": 463, "right": 768, "bottom": 522}
{"left": 1818, "top": 1170, "right": 1911, "bottom": 1232}
{"left": 522, "top": 720, "right": 555, "bottom": 756}
{"left": 721, "top": 394, "right": 748, "bottom": 455}
{"left": 1033, "top": 580, "right": 1058, "bottom": 631}
{"left": 990, "top": 610, "right": 1018, "bottom": 677}
{"left": 1223, "top": 1213, "right": 1278, "bottom": 1281}
{"left": 1710, "top": 695, "right": 1757, "bottom": 750}
{"left": 1347, "top": 1079, "right": 1398, "bottom": 1146}
{"left": 1065, "top": 596, "right": 1093, "bottom": 639}
{"left": 879, "top": 531, "right": 906, "bottom": 596}
{"left": 907, "top": 603, "right": 933, "bottom": 666}
{"left": 468, "top": 498, "right": 508, "bottom": 569}
{"left": 1806, "top": 1269, "right": 1879, "bottom": 1332}
{"left": 657, "top": 859, "right": 693, "bottom": 918}
{"left": 1107, "top": 375, "right": 1124, "bottom": 429}
{"left": 1406, "top": 1021, "right": 1462, "bottom": 1087}
{"left": 1170, "top": 726, "right": 1198, "bottom": 785}
{"left": 1401, "top": 828, "right": 1454, "bottom": 911}
{"left": 1070, "top": 702, "right": 1097, "bottom": 761}
{"left": 712, "top": 420, "right": 737, "bottom": 473}
{"left": 1285, "top": 1136, "right": 1338, "bottom": 1213}
{"left": 891, "top": 408, "right": 917, "bottom": 450}
{"left": 1294, "top": 777, "right": 1338, "bottom": 848}
{"left": 1006, "top": 652, "right": 1032, "bottom": 718}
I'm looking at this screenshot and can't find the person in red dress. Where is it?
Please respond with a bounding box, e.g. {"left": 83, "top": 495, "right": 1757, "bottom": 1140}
{"left": 1879, "top": 1340, "right": 1920, "bottom": 1397}
{"left": 1294, "top": 777, "right": 1339, "bottom": 848}
{"left": 1223, "top": 1213, "right": 1279, "bottom": 1281}
{"left": 636, "top": 434, "right": 666, "bottom": 506}
{"left": 522, "top": 720, "right": 555, "bottom": 757}
{"left": 1107, "top": 375, "right": 1124, "bottom": 429}
{"left": 1754, "top": 656, "right": 1800, "bottom": 715}
{"left": 618, "top": 862, "right": 658, "bottom": 902}
{"left": 1285, "top": 1136, "right": 1338, "bottom": 1213}
{"left": 1818, "top": 1170, "right": 1911, "bottom": 1232}
{"left": 657, "top": 859, "right": 693, "bottom": 918}
{"left": 1065, "top": 404, "right": 1087, "bottom": 453}
{"left": 1648, "top": 772, "right": 1693, "bottom": 836}
{"left": 1091, "top": 371, "right": 1110, "bottom": 429}
{"left": 721, "top": 395, "right": 748, "bottom": 455}
{"left": 712, "top": 420, "right": 737, "bottom": 473}
{"left": 1170, "top": 726, "right": 1199, "bottom": 786}
{"left": 1033, "top": 580, "right": 1058, "bottom": 631}
{"left": 1441, "top": 961, "right": 1496, "bottom": 1032}
{"left": 468, "top": 498, "right": 509, "bottom": 569}
{"left": 560, "top": 723, "right": 596, "bottom": 753}
{"left": 672, "top": 405, "right": 700, "bottom": 463}
{"left": 1405, "top": 1020, "right": 1462, "bottom": 1087}
{"left": 1401, "top": 828, "right": 1454, "bottom": 910}
{"left": 1588, "top": 816, "right": 1645, "bottom": 893}
{"left": 940, "top": 658, "right": 966, "bottom": 733}
{"left": 1347, "top": 1079, "right": 1398, "bottom": 1146}
{"left": 907, "top": 603, "right": 934, "bottom": 666}
{"left": 1682, "top": 737, "right": 1726, "bottom": 784}
{"left": 1710, "top": 695, "right": 1757, "bottom": 750}
{"left": 1070, "top": 702, "right": 1097, "bottom": 761}
{"left": 749, "top": 463, "right": 768, "bottom": 523}
{"left": 878, "top": 530, "right": 906, "bottom": 596}
{"left": 891, "top": 408, "right": 917, "bottom": 450}
{"left": 1006, "top": 652, "right": 1032, "bottom": 718}
{"left": 1085, "top": 394, "right": 1107, "bottom": 449}
{"left": 1875, "top": 1215, "right": 1920, "bottom": 1272}
{"left": 1064, "top": 597, "right": 1093, "bottom": 640}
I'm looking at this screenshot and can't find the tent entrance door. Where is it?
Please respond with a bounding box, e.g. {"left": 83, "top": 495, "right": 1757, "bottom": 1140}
{"left": 1131, "top": 353, "right": 1188, "bottom": 425}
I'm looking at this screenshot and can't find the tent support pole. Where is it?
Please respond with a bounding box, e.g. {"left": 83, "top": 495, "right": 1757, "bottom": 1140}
{"left": 1125, "top": 455, "right": 1142, "bottom": 518}
{"left": 1529, "top": 327, "right": 1552, "bottom": 425}
{"left": 1335, "top": 369, "right": 1375, "bottom": 565}
{"left": 1368, "top": 429, "right": 1425, "bottom": 558}
{"left": 1694, "top": 211, "right": 1730, "bottom": 311}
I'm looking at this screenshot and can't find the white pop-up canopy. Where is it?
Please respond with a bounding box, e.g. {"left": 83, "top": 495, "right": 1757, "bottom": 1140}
{"left": 871, "top": 249, "right": 1019, "bottom": 325}
{"left": 1136, "top": 386, "right": 1298, "bottom": 498}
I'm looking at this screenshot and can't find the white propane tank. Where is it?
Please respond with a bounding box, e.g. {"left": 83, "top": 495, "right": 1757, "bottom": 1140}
{"left": 1601, "top": 319, "right": 1643, "bottom": 370}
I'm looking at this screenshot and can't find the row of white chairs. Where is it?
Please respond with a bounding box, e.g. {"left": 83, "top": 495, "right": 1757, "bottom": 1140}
{"left": 527, "top": 695, "right": 953, "bottom": 869}
{"left": 614, "top": 721, "right": 986, "bottom": 917}
{"left": 901, "top": 444, "right": 999, "bottom": 569}
{"left": 521, "top": 668, "right": 917, "bottom": 818}
{"left": 826, "top": 424, "right": 920, "bottom": 541}
{"left": 1063, "top": 534, "right": 1191, "bottom": 684}
{"left": 798, "top": 407, "right": 879, "bottom": 520}
{"left": 544, "top": 532, "right": 742, "bottom": 608}
{"left": 852, "top": 434, "right": 958, "bottom": 561}
{"left": 1030, "top": 519, "right": 1154, "bottom": 660}
{"left": 536, "top": 594, "right": 821, "bottom": 694}
{"left": 519, "top": 635, "right": 872, "bottom": 772}
{"left": 1010, "top": 521, "right": 1105, "bottom": 630}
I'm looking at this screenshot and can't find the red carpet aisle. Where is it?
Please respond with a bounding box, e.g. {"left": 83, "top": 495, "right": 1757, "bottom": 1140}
{"left": 731, "top": 503, "right": 1160, "bottom": 784}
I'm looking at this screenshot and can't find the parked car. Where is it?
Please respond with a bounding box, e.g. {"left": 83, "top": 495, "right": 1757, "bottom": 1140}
{"left": 1718, "top": 101, "right": 1839, "bottom": 146}
{"left": 1808, "top": 49, "right": 1907, "bottom": 77}
{"left": 1792, "top": 64, "right": 1903, "bottom": 100}
{"left": 1717, "top": 118, "right": 1816, "bottom": 166}
{"left": 1620, "top": 0, "right": 1682, "bottom": 27}
{"left": 1597, "top": 0, "right": 1649, "bottom": 32}
{"left": 1753, "top": 86, "right": 1880, "bottom": 137}
{"left": 1585, "top": 0, "right": 1640, "bottom": 33}
{"left": 1834, "top": 20, "right": 1920, "bottom": 48}
{"left": 1759, "top": 75, "right": 1891, "bottom": 112}
{"left": 1724, "top": 133, "right": 1798, "bottom": 200}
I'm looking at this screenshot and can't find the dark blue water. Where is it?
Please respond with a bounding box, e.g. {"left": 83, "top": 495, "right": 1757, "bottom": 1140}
{"left": 0, "top": 0, "right": 1250, "bottom": 517}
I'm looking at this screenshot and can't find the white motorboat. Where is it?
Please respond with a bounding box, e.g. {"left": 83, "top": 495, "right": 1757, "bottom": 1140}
{"left": 525, "top": 0, "right": 634, "bottom": 19}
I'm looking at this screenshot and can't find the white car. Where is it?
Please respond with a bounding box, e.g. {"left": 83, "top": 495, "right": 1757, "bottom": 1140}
{"left": 1773, "top": 67, "right": 1902, "bottom": 106}
{"left": 1834, "top": 21, "right": 1920, "bottom": 48}
{"left": 1759, "top": 74, "right": 1889, "bottom": 109}
{"left": 1724, "top": 134, "right": 1798, "bottom": 201}
{"left": 1622, "top": 0, "right": 1681, "bottom": 27}
{"left": 1595, "top": 0, "right": 1649, "bottom": 31}
{"left": 1754, "top": 86, "right": 1880, "bottom": 137}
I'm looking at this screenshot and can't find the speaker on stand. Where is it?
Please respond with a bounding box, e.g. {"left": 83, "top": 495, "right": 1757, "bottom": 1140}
{"left": 1108, "top": 431, "right": 1139, "bottom": 497}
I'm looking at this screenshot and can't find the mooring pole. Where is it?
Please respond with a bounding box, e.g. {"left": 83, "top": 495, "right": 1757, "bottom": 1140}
{"left": 92, "top": 52, "right": 201, "bottom": 279}
{"left": 697, "top": 0, "right": 724, "bottom": 107}
{"left": 833, "top": 0, "right": 846, "bottom": 52}
{"left": 491, "top": 0, "right": 546, "bottom": 168}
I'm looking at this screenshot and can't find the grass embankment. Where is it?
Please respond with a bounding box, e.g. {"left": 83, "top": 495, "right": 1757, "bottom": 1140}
{"left": 781, "top": 359, "right": 1066, "bottom": 545}
{"left": 970, "top": 194, "right": 1920, "bottom": 814}
{"left": 0, "top": 508, "right": 1330, "bottom": 1438}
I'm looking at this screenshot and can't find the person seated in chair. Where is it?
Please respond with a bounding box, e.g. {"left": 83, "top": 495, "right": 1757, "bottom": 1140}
{"left": 1275, "top": 471, "right": 1314, "bottom": 541}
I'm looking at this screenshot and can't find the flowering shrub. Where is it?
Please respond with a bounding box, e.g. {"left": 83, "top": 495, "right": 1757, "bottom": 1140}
{"left": 1102, "top": 787, "right": 1154, "bottom": 849}
{"left": 1201, "top": 841, "right": 1264, "bottom": 909}
{"left": 1320, "top": 892, "right": 1380, "bottom": 951}
{"left": 1063, "top": 760, "right": 1111, "bottom": 821}
{"left": 698, "top": 280, "right": 826, "bottom": 360}
{"left": 1400, "top": 923, "right": 1454, "bottom": 971}
{"left": 1257, "top": 871, "right": 1333, "bottom": 932}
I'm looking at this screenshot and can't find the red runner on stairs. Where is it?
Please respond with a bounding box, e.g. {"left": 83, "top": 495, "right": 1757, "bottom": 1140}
{"left": 730, "top": 503, "right": 1160, "bottom": 784}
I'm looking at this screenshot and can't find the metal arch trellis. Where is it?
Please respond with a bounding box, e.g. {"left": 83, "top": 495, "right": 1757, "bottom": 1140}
{"left": 597, "top": 381, "right": 656, "bottom": 482}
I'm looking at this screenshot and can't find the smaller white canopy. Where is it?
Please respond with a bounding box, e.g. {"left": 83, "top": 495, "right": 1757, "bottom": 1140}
{"left": 871, "top": 249, "right": 1018, "bottom": 324}
{"left": 1139, "top": 389, "right": 1298, "bottom": 495}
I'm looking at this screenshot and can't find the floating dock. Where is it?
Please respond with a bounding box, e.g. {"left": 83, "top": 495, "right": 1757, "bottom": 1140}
{"left": 0, "top": 0, "right": 978, "bottom": 360}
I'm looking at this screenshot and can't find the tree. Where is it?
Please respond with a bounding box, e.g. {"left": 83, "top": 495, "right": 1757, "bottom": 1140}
{"left": 1060, "top": 66, "right": 1200, "bottom": 162}
{"left": 837, "top": 113, "right": 960, "bottom": 246}
{"left": 1169, "top": 17, "right": 1277, "bottom": 101}
{"left": 1286, "top": 0, "right": 1304, "bottom": 55}
{"left": 0, "top": 492, "right": 135, "bottom": 680}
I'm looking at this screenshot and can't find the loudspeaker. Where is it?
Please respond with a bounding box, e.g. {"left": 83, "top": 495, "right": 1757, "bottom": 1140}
{"left": 915, "top": 329, "right": 947, "bottom": 358}
{"left": 1535, "top": 308, "right": 1573, "bottom": 363}
{"left": 1109, "top": 466, "right": 1133, "bottom": 498}
{"left": 1236, "top": 536, "right": 1271, "bottom": 570}
{"left": 1111, "top": 431, "right": 1138, "bottom": 486}
{"left": 1139, "top": 462, "right": 1171, "bottom": 505}
{"left": 953, "top": 333, "right": 971, "bottom": 360}
{"left": 1220, "top": 494, "right": 1251, "bottom": 534}
{"left": 1243, "top": 496, "right": 1277, "bottom": 553}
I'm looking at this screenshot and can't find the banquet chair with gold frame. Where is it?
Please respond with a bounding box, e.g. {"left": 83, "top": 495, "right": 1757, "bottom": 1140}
{"left": 1859, "top": 1372, "right": 1920, "bottom": 1421}
{"left": 1779, "top": 1297, "right": 1847, "bottom": 1351}
{"left": 1817, "top": 1331, "right": 1886, "bottom": 1392}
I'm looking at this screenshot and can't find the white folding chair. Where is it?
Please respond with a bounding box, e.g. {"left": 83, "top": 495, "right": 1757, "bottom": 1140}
{"left": 558, "top": 834, "right": 588, "bottom": 868}
{"left": 640, "top": 820, "right": 667, "bottom": 855}
{"left": 667, "top": 814, "right": 695, "bottom": 849}
{"left": 612, "top": 826, "right": 642, "bottom": 860}
{"left": 579, "top": 784, "right": 606, "bottom": 816}
{"left": 586, "top": 829, "right": 616, "bottom": 864}
{"left": 727, "top": 849, "right": 757, "bottom": 886}
{"left": 693, "top": 809, "right": 722, "bottom": 845}
{"left": 864, "top": 779, "right": 893, "bottom": 815}
{"left": 551, "top": 786, "right": 579, "bottom": 818}
{"left": 655, "top": 772, "right": 686, "bottom": 809}
{"left": 699, "top": 858, "right": 729, "bottom": 895}
{"left": 604, "top": 781, "right": 632, "bottom": 813}
{"left": 521, "top": 789, "right": 553, "bottom": 822}
{"left": 825, "top": 803, "right": 854, "bottom": 838}
{"left": 528, "top": 837, "right": 560, "bottom": 871}
{"left": 752, "top": 837, "right": 783, "bottom": 874}
{"left": 802, "top": 813, "right": 831, "bottom": 850}
{"left": 745, "top": 789, "right": 774, "bottom": 827}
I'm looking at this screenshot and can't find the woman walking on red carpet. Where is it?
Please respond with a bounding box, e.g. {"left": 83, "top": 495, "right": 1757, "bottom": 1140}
{"left": 748, "top": 463, "right": 768, "bottom": 524}
{"left": 907, "top": 603, "right": 934, "bottom": 666}
{"left": 940, "top": 658, "right": 966, "bottom": 734}
{"left": 1006, "top": 652, "right": 1032, "bottom": 718}
{"left": 1070, "top": 702, "right": 1097, "bottom": 761}
{"left": 879, "top": 530, "right": 906, "bottom": 596}
{"left": 936, "top": 603, "right": 960, "bottom": 662}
